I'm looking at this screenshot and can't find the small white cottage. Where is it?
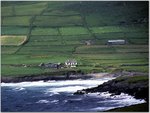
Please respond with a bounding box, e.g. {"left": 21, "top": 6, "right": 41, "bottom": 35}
{"left": 65, "top": 59, "right": 77, "bottom": 67}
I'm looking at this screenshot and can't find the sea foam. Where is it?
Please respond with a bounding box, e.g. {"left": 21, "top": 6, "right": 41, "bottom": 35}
{"left": 1, "top": 77, "right": 114, "bottom": 88}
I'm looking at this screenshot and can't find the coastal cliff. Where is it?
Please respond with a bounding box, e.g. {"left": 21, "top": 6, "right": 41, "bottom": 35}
{"left": 74, "top": 74, "right": 149, "bottom": 102}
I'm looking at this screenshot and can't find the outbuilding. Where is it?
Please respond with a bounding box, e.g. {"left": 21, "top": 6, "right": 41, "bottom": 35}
{"left": 39, "top": 62, "right": 61, "bottom": 69}
{"left": 107, "top": 40, "right": 126, "bottom": 45}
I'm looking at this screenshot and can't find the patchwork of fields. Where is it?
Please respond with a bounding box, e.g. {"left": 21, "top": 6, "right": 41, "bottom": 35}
{"left": 1, "top": 1, "right": 148, "bottom": 76}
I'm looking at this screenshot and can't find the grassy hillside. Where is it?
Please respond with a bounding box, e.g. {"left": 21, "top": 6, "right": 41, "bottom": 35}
{"left": 1, "top": 1, "right": 148, "bottom": 77}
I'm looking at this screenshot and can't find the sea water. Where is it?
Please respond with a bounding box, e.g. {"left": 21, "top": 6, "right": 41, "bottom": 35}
{"left": 1, "top": 77, "right": 145, "bottom": 112}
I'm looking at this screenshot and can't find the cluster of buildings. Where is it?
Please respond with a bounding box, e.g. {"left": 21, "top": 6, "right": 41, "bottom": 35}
{"left": 39, "top": 39, "right": 126, "bottom": 69}
{"left": 39, "top": 59, "right": 77, "bottom": 69}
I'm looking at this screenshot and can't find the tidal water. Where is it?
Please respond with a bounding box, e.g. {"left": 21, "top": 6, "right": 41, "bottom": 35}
{"left": 1, "top": 77, "right": 145, "bottom": 112}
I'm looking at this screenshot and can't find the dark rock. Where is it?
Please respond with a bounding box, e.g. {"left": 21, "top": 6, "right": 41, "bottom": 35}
{"left": 74, "top": 75, "right": 149, "bottom": 102}
{"left": 74, "top": 90, "right": 86, "bottom": 95}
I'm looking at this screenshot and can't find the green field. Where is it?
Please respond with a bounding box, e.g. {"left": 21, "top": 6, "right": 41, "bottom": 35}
{"left": 14, "top": 2, "right": 47, "bottom": 15}
{"left": 62, "top": 35, "right": 93, "bottom": 41}
{"left": 1, "top": 65, "right": 44, "bottom": 77}
{"left": 60, "top": 27, "right": 89, "bottom": 35}
{"left": 17, "top": 45, "right": 75, "bottom": 54}
{"left": 31, "top": 27, "right": 59, "bottom": 35}
{"left": 33, "top": 15, "right": 83, "bottom": 27}
{"left": 91, "top": 25, "right": 147, "bottom": 34}
{"left": 1, "top": 1, "right": 148, "bottom": 76}
{"left": 1, "top": 6, "right": 13, "bottom": 16}
{"left": 1, "top": 36, "right": 27, "bottom": 46}
{"left": 29, "top": 35, "right": 60, "bottom": 41}
{"left": 1, "top": 46, "right": 20, "bottom": 54}
{"left": 2, "top": 16, "right": 31, "bottom": 26}
{"left": 43, "top": 10, "right": 80, "bottom": 16}
{"left": 76, "top": 45, "right": 148, "bottom": 53}
{"left": 1, "top": 27, "right": 29, "bottom": 35}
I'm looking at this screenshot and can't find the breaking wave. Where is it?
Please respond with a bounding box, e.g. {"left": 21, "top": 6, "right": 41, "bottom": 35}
{"left": 1, "top": 77, "right": 115, "bottom": 94}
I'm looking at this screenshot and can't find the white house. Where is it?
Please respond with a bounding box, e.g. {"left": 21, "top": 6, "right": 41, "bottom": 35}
{"left": 65, "top": 59, "right": 77, "bottom": 67}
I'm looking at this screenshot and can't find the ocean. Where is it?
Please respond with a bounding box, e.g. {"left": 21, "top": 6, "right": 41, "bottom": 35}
{"left": 1, "top": 77, "right": 145, "bottom": 112}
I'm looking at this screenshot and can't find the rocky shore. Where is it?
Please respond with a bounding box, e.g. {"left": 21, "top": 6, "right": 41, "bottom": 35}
{"left": 1, "top": 70, "right": 93, "bottom": 83}
{"left": 1, "top": 71, "right": 120, "bottom": 83}
{"left": 74, "top": 74, "right": 149, "bottom": 102}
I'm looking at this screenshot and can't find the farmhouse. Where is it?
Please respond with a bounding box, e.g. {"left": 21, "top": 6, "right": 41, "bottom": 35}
{"left": 65, "top": 59, "right": 77, "bottom": 67}
{"left": 107, "top": 39, "right": 126, "bottom": 45}
{"left": 39, "top": 62, "right": 62, "bottom": 69}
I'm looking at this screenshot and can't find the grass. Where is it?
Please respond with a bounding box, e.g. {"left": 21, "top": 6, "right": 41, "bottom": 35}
{"left": 128, "top": 39, "right": 148, "bottom": 45}
{"left": 85, "top": 12, "right": 128, "bottom": 27}
{"left": 65, "top": 40, "right": 82, "bottom": 45}
{"left": 1, "top": 36, "right": 27, "bottom": 46}
{"left": 2, "top": 16, "right": 32, "bottom": 26}
{"left": 1, "top": 65, "right": 81, "bottom": 77}
{"left": 29, "top": 36, "right": 61, "bottom": 41}
{"left": 75, "top": 45, "right": 148, "bottom": 54}
{"left": 128, "top": 75, "right": 148, "bottom": 83}
{"left": 1, "top": 65, "right": 43, "bottom": 77}
{"left": 43, "top": 10, "right": 80, "bottom": 16}
{"left": 79, "top": 59, "right": 148, "bottom": 65}
{"left": 60, "top": 27, "right": 89, "bottom": 35}
{"left": 1, "top": 27, "right": 29, "bottom": 35}
{"left": 115, "top": 75, "right": 148, "bottom": 84}
{"left": 1, "top": 46, "right": 20, "bottom": 54}
{"left": 120, "top": 66, "right": 149, "bottom": 73}
{"left": 95, "top": 32, "right": 148, "bottom": 39}
{"left": 1, "top": 6, "right": 13, "bottom": 16}
{"left": 33, "top": 15, "right": 83, "bottom": 27}
{"left": 1, "top": 54, "right": 71, "bottom": 65}
{"left": 76, "top": 59, "right": 148, "bottom": 71}
{"left": 25, "top": 40, "right": 62, "bottom": 46}
{"left": 31, "top": 27, "right": 59, "bottom": 35}
{"left": 76, "top": 45, "right": 116, "bottom": 54}
{"left": 62, "top": 35, "right": 94, "bottom": 41}
{"left": 14, "top": 2, "right": 47, "bottom": 15}
{"left": 91, "top": 26, "right": 123, "bottom": 34}
{"left": 74, "top": 53, "right": 148, "bottom": 60}
{"left": 90, "top": 25, "right": 147, "bottom": 34}
{"left": 17, "top": 45, "right": 75, "bottom": 54}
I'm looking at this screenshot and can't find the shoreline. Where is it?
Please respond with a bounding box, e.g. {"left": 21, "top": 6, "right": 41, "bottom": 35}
{"left": 1, "top": 71, "right": 148, "bottom": 83}
{"left": 1, "top": 74, "right": 92, "bottom": 83}
{"left": 1, "top": 72, "right": 113, "bottom": 83}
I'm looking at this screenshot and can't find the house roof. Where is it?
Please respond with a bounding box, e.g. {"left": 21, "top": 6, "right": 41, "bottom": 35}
{"left": 108, "top": 40, "right": 125, "bottom": 43}
{"left": 65, "top": 59, "right": 77, "bottom": 63}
